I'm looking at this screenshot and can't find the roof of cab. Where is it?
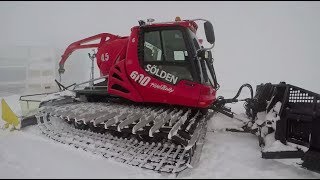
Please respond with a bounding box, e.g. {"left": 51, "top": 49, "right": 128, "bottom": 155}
{"left": 132, "top": 19, "right": 198, "bottom": 34}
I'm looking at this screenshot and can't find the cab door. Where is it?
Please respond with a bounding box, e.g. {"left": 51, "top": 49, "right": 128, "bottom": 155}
{"left": 134, "top": 27, "right": 202, "bottom": 107}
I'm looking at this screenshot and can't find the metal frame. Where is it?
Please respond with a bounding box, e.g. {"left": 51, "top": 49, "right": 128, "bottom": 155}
{"left": 72, "top": 75, "right": 108, "bottom": 90}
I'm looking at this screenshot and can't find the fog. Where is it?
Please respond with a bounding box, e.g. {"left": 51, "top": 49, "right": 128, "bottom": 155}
{"left": 1, "top": 1, "right": 320, "bottom": 93}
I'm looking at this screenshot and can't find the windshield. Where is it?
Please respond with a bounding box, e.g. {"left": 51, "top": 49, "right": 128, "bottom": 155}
{"left": 142, "top": 28, "right": 194, "bottom": 84}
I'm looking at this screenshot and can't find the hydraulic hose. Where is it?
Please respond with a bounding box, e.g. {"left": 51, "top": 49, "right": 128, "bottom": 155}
{"left": 230, "top": 83, "right": 254, "bottom": 101}
{"left": 210, "top": 83, "right": 255, "bottom": 119}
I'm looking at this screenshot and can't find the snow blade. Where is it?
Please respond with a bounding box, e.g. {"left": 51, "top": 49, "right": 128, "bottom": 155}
{"left": 251, "top": 82, "right": 320, "bottom": 173}
{"left": 1, "top": 97, "right": 21, "bottom": 129}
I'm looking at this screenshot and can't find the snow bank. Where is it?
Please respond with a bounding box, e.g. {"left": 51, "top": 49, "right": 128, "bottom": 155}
{"left": 287, "top": 142, "right": 309, "bottom": 153}
{"left": 187, "top": 131, "right": 320, "bottom": 179}
{"left": 262, "top": 132, "right": 298, "bottom": 152}
{"left": 208, "top": 113, "right": 246, "bottom": 132}
{"left": 207, "top": 101, "right": 302, "bottom": 154}
{"left": 263, "top": 140, "right": 298, "bottom": 152}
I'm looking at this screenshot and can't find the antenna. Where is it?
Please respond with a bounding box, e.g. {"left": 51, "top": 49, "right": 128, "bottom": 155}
{"left": 88, "top": 49, "right": 96, "bottom": 88}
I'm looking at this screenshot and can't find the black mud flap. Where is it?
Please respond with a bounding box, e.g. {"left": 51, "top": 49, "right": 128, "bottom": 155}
{"left": 20, "top": 115, "right": 38, "bottom": 128}
{"left": 261, "top": 150, "right": 305, "bottom": 159}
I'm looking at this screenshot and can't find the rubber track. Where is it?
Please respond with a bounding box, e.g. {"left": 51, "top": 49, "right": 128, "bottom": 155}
{"left": 36, "top": 114, "right": 191, "bottom": 173}
{"left": 35, "top": 99, "right": 210, "bottom": 174}
{"left": 39, "top": 101, "right": 207, "bottom": 149}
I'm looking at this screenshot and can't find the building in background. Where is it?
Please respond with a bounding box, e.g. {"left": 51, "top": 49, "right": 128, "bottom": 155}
{"left": 0, "top": 46, "right": 58, "bottom": 96}
{"left": 0, "top": 46, "right": 102, "bottom": 97}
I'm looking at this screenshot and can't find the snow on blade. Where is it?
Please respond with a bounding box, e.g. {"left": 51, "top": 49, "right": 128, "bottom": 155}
{"left": 208, "top": 113, "right": 245, "bottom": 132}
{"left": 250, "top": 101, "right": 281, "bottom": 135}
{"left": 263, "top": 140, "right": 298, "bottom": 152}
{"left": 273, "top": 102, "right": 282, "bottom": 114}
{"left": 287, "top": 142, "right": 310, "bottom": 152}
{"left": 255, "top": 112, "right": 267, "bottom": 126}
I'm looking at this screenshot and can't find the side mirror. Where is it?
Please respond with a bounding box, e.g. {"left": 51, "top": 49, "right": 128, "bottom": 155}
{"left": 204, "top": 21, "right": 215, "bottom": 44}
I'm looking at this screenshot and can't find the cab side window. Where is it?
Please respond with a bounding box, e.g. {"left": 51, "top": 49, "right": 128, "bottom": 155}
{"left": 144, "top": 31, "right": 162, "bottom": 62}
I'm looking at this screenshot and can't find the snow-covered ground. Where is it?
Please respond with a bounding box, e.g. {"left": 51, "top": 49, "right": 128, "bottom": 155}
{"left": 0, "top": 128, "right": 164, "bottom": 179}
{"left": 1, "top": 91, "right": 320, "bottom": 178}
{"left": 1, "top": 120, "right": 319, "bottom": 178}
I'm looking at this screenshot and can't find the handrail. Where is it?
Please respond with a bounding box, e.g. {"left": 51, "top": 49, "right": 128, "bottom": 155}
{"left": 73, "top": 75, "right": 108, "bottom": 90}
{"left": 19, "top": 92, "right": 58, "bottom": 102}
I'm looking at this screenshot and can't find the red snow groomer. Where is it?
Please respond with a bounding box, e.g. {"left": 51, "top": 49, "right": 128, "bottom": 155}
{"left": 30, "top": 17, "right": 320, "bottom": 175}
{"left": 58, "top": 17, "right": 219, "bottom": 109}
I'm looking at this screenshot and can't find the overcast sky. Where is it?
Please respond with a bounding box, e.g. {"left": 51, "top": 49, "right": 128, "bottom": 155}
{"left": 1, "top": 1, "right": 320, "bottom": 93}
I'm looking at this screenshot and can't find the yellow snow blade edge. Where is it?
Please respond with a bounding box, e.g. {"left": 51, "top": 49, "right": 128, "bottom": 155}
{"left": 1, "top": 99, "right": 20, "bottom": 129}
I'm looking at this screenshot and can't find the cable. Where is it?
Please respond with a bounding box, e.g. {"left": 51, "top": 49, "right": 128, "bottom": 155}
{"left": 231, "top": 83, "right": 254, "bottom": 100}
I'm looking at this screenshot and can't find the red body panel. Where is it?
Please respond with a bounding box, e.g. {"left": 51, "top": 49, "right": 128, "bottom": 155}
{"left": 108, "top": 58, "right": 143, "bottom": 102}
{"left": 96, "top": 38, "right": 128, "bottom": 76}
{"left": 59, "top": 20, "right": 216, "bottom": 109}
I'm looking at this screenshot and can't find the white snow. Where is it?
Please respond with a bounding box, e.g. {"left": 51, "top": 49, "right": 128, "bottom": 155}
{"left": 0, "top": 128, "right": 164, "bottom": 179}
{"left": 0, "top": 91, "right": 320, "bottom": 178}
{"left": 262, "top": 132, "right": 300, "bottom": 153}
{"left": 263, "top": 139, "right": 298, "bottom": 152}
{"left": 251, "top": 101, "right": 282, "bottom": 134}
{"left": 273, "top": 102, "right": 282, "bottom": 114}
{"left": 287, "top": 142, "right": 310, "bottom": 153}
{"left": 1, "top": 125, "right": 319, "bottom": 179}
{"left": 251, "top": 112, "right": 266, "bottom": 132}
{"left": 208, "top": 113, "right": 246, "bottom": 132}
{"left": 0, "top": 120, "right": 5, "bottom": 129}
{"left": 0, "top": 2, "right": 320, "bottom": 178}
{"left": 185, "top": 132, "right": 319, "bottom": 179}
{"left": 0, "top": 99, "right": 4, "bottom": 128}
{"left": 0, "top": 86, "right": 317, "bottom": 178}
